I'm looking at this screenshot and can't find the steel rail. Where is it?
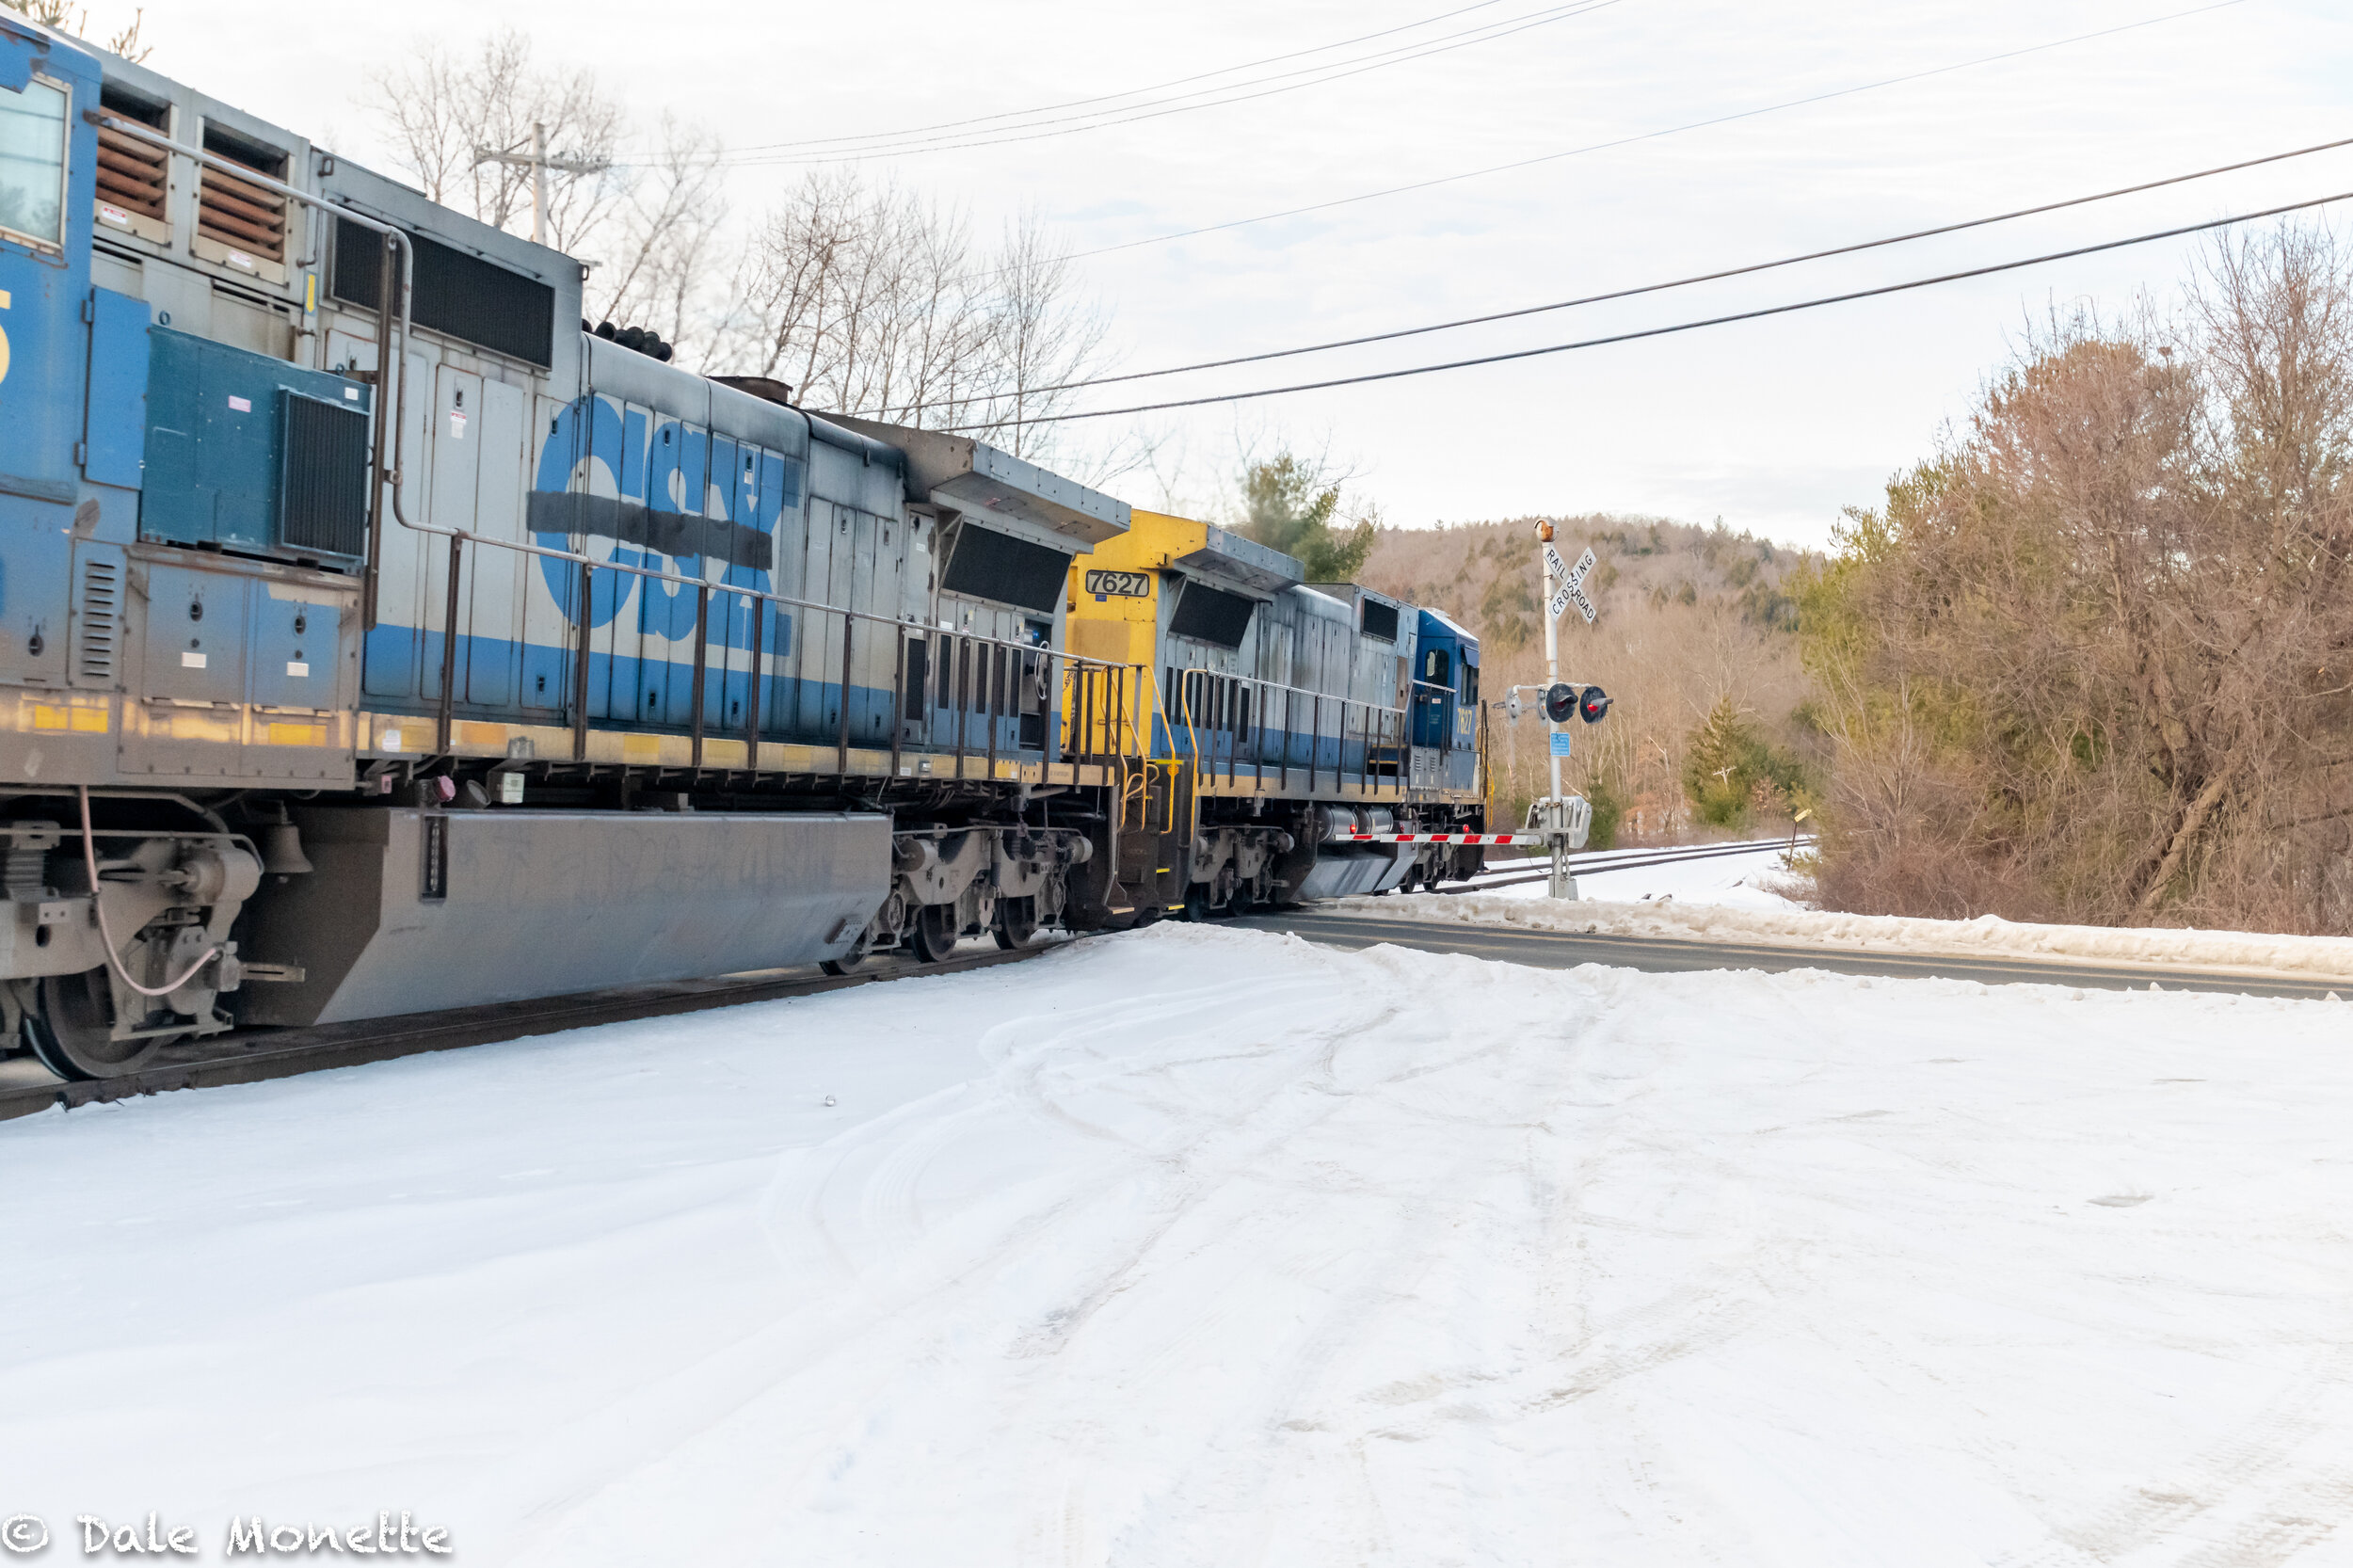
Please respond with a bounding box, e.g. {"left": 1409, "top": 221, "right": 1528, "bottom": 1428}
{"left": 1449, "top": 836, "right": 1810, "bottom": 893}
{"left": 0, "top": 936, "right": 1089, "bottom": 1126}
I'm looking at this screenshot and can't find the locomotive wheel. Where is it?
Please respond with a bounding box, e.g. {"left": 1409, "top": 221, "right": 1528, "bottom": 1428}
{"left": 909, "top": 904, "right": 960, "bottom": 965}
{"left": 1181, "top": 885, "right": 1212, "bottom": 922}
{"left": 1225, "top": 884, "right": 1256, "bottom": 919}
{"left": 994, "top": 896, "right": 1040, "bottom": 951}
{"left": 24, "top": 968, "right": 166, "bottom": 1081}
{"left": 818, "top": 933, "right": 872, "bottom": 977}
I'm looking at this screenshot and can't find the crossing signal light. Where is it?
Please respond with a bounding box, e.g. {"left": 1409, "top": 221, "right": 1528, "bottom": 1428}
{"left": 1542, "top": 682, "right": 1577, "bottom": 723}
{"left": 1578, "top": 684, "right": 1611, "bottom": 724}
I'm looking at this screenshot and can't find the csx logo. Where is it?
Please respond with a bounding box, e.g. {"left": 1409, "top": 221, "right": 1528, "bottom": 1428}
{"left": 1085, "top": 569, "right": 1150, "bottom": 599}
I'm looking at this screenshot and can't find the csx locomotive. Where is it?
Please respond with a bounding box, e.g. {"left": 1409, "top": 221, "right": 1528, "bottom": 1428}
{"left": 0, "top": 20, "right": 1496, "bottom": 1080}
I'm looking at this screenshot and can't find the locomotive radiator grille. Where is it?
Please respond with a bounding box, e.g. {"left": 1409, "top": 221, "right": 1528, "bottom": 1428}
{"left": 280, "top": 394, "right": 370, "bottom": 558}
{"left": 75, "top": 556, "right": 120, "bottom": 684}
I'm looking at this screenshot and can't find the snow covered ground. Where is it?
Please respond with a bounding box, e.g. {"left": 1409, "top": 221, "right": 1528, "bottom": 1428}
{"left": 7, "top": 926, "right": 2353, "bottom": 1565}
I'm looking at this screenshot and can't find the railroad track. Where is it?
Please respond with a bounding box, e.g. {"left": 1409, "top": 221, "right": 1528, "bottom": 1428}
{"left": 0, "top": 938, "right": 1075, "bottom": 1126}
{"left": 1450, "top": 835, "right": 1810, "bottom": 894}
{"left": 0, "top": 838, "right": 1809, "bottom": 1125}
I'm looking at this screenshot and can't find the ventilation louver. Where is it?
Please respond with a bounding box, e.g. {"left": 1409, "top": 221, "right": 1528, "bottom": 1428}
{"left": 197, "top": 138, "right": 287, "bottom": 273}
{"left": 94, "top": 123, "right": 166, "bottom": 228}
{"left": 75, "top": 556, "right": 119, "bottom": 684}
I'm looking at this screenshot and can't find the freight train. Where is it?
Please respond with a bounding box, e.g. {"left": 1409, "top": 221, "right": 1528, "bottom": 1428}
{"left": 0, "top": 20, "right": 1507, "bottom": 1081}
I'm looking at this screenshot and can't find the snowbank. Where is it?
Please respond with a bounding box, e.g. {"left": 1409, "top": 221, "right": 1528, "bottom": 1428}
{"left": 1350, "top": 881, "right": 2353, "bottom": 981}
{"left": 5, "top": 928, "right": 2351, "bottom": 1565}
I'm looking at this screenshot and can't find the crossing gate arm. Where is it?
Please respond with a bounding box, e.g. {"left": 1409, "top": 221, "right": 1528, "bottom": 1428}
{"left": 1344, "top": 832, "right": 1545, "bottom": 844}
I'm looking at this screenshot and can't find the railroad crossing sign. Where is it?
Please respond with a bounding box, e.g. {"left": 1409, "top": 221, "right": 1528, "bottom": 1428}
{"left": 1545, "top": 546, "right": 1598, "bottom": 624}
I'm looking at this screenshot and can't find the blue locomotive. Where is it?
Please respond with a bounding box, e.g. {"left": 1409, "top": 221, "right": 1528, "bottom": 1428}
{"left": 0, "top": 18, "right": 1493, "bottom": 1081}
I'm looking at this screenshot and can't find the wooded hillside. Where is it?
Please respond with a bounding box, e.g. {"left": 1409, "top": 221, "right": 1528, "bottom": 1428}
{"left": 1359, "top": 516, "right": 1818, "bottom": 845}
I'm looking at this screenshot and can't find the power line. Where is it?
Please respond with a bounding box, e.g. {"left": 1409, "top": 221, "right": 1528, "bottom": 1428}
{"left": 706, "top": 1, "right": 1628, "bottom": 168}
{"left": 1038, "top": 0, "right": 2248, "bottom": 267}
{"left": 871, "top": 130, "right": 2353, "bottom": 414}
{"left": 946, "top": 186, "right": 2353, "bottom": 430}
{"left": 713, "top": 0, "right": 1519, "bottom": 157}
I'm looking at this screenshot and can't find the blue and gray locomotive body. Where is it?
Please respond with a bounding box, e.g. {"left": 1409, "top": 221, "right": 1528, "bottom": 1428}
{"left": 0, "top": 20, "right": 1493, "bottom": 1080}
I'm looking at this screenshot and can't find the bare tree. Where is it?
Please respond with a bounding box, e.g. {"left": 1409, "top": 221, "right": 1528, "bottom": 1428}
{"left": 1801, "top": 223, "right": 2353, "bottom": 932}
{"left": 973, "top": 212, "right": 1109, "bottom": 462}
{"left": 584, "top": 112, "right": 728, "bottom": 360}
{"left": 0, "top": 0, "right": 149, "bottom": 59}
{"left": 369, "top": 30, "right": 625, "bottom": 252}
{"left": 715, "top": 172, "right": 1118, "bottom": 467}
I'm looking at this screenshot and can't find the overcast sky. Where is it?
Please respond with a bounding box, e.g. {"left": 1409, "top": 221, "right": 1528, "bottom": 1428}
{"left": 130, "top": 0, "right": 2349, "bottom": 549}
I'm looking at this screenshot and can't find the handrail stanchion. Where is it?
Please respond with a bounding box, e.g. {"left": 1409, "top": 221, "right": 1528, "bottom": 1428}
{"left": 984, "top": 643, "right": 1000, "bottom": 782}
{"left": 1255, "top": 678, "right": 1268, "bottom": 788}
{"left": 743, "top": 590, "right": 765, "bottom": 767}
{"left": 1279, "top": 686, "right": 1290, "bottom": 791}
{"left": 888, "top": 628, "right": 906, "bottom": 781}
{"left": 1225, "top": 676, "right": 1238, "bottom": 786}
{"left": 1311, "top": 694, "right": 1322, "bottom": 793}
{"left": 436, "top": 532, "right": 463, "bottom": 754}
{"left": 571, "top": 562, "right": 592, "bottom": 762}
{"left": 433, "top": 527, "right": 463, "bottom": 753}
{"left": 954, "top": 635, "right": 970, "bottom": 779}
{"left": 689, "top": 582, "right": 709, "bottom": 769}
{"left": 836, "top": 614, "right": 854, "bottom": 779}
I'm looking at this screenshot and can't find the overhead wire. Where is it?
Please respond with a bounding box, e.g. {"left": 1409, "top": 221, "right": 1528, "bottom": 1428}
{"left": 945, "top": 184, "right": 2353, "bottom": 429}
{"left": 715, "top": 0, "right": 1521, "bottom": 156}
{"left": 1036, "top": 0, "right": 2249, "bottom": 266}
{"left": 707, "top": 1, "right": 1628, "bottom": 168}
{"left": 861, "top": 129, "right": 2353, "bottom": 414}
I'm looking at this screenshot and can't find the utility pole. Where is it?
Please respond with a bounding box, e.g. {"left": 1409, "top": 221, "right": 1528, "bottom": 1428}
{"left": 472, "top": 122, "right": 606, "bottom": 248}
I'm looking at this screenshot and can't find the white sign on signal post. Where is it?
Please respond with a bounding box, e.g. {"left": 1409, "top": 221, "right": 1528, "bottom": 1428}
{"left": 1567, "top": 584, "right": 1597, "bottom": 624}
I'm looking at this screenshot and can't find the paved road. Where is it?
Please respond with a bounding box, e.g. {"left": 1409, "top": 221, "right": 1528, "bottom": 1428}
{"left": 1234, "top": 908, "right": 2349, "bottom": 1001}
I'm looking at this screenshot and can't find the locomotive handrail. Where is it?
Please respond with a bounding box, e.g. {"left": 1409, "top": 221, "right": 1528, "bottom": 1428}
{"left": 1161, "top": 664, "right": 1407, "bottom": 798}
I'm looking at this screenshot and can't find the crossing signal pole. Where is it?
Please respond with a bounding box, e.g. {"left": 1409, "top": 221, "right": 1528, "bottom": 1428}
{"left": 1529, "top": 520, "right": 1603, "bottom": 899}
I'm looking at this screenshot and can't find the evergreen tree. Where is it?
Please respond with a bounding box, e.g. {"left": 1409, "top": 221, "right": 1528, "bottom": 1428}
{"left": 1236, "top": 452, "right": 1375, "bottom": 582}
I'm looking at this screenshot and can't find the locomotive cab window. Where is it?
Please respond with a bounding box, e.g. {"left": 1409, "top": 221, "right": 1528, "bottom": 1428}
{"left": 1422, "top": 648, "right": 1450, "bottom": 686}
{"left": 0, "top": 74, "right": 69, "bottom": 250}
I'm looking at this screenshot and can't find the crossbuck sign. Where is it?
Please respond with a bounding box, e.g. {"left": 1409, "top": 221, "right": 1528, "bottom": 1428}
{"left": 1545, "top": 545, "right": 1597, "bottom": 624}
